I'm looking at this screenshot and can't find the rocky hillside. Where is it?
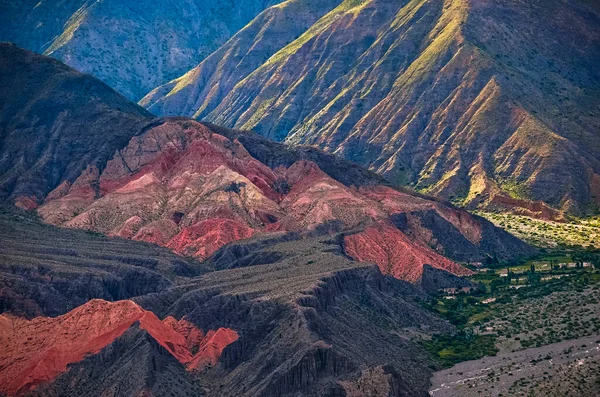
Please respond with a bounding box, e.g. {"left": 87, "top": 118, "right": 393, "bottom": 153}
{"left": 1, "top": 45, "right": 533, "bottom": 286}
{"left": 143, "top": 0, "right": 600, "bottom": 217}
{"left": 0, "top": 0, "right": 282, "bottom": 100}
{"left": 0, "top": 45, "right": 539, "bottom": 397}
{"left": 0, "top": 205, "right": 212, "bottom": 317}
{"left": 0, "top": 299, "right": 237, "bottom": 396}
{"left": 0, "top": 214, "right": 452, "bottom": 396}
{"left": 0, "top": 43, "right": 153, "bottom": 207}
{"left": 37, "top": 118, "right": 534, "bottom": 283}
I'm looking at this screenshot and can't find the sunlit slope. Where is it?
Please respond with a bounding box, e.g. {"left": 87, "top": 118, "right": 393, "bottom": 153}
{"left": 145, "top": 0, "right": 600, "bottom": 216}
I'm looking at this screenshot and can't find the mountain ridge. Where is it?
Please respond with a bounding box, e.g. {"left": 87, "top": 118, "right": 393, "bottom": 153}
{"left": 0, "top": 0, "right": 283, "bottom": 100}
{"left": 0, "top": 43, "right": 153, "bottom": 207}
{"left": 143, "top": 0, "right": 600, "bottom": 217}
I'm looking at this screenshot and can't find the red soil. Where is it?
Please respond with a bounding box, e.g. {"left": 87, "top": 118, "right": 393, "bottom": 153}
{"left": 343, "top": 222, "right": 473, "bottom": 283}
{"left": 167, "top": 218, "right": 254, "bottom": 259}
{"left": 38, "top": 121, "right": 475, "bottom": 281}
{"left": 0, "top": 300, "right": 238, "bottom": 396}
{"left": 13, "top": 196, "right": 39, "bottom": 210}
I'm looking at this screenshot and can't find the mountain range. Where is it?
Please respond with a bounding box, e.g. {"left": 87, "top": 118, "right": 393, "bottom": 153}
{"left": 142, "top": 0, "right": 600, "bottom": 218}
{"left": 4, "top": 0, "right": 599, "bottom": 217}
{"left": 0, "top": 41, "right": 536, "bottom": 397}
{"left": 1, "top": 43, "right": 532, "bottom": 284}
{"left": 0, "top": 0, "right": 280, "bottom": 100}
{"left": 0, "top": 0, "right": 598, "bottom": 395}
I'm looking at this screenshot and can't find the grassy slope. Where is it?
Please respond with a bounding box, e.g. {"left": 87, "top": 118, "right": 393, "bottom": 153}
{"left": 145, "top": 0, "right": 600, "bottom": 217}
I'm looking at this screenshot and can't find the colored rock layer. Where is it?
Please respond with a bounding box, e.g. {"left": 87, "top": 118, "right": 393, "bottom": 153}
{"left": 343, "top": 221, "right": 473, "bottom": 283}
{"left": 0, "top": 299, "right": 238, "bottom": 396}
{"left": 36, "top": 119, "right": 525, "bottom": 281}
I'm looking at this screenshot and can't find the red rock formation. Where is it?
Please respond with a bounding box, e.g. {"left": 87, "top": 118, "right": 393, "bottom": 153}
{"left": 489, "top": 194, "right": 566, "bottom": 222}
{"left": 36, "top": 120, "right": 530, "bottom": 283}
{"left": 167, "top": 218, "right": 255, "bottom": 259}
{"left": 0, "top": 299, "right": 238, "bottom": 396}
{"left": 343, "top": 222, "right": 473, "bottom": 283}
{"left": 13, "top": 196, "right": 38, "bottom": 210}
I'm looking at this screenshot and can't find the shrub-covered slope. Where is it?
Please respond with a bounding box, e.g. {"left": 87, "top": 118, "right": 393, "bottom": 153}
{"left": 144, "top": 0, "right": 600, "bottom": 217}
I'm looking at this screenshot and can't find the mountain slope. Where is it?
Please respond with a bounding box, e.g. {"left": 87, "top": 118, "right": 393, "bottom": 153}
{"left": 0, "top": 206, "right": 206, "bottom": 318}
{"left": 0, "top": 0, "right": 282, "bottom": 100}
{"left": 37, "top": 118, "right": 534, "bottom": 283}
{"left": 140, "top": 0, "right": 341, "bottom": 115}
{"left": 0, "top": 1, "right": 88, "bottom": 53}
{"left": 0, "top": 43, "right": 153, "bottom": 207}
{"left": 0, "top": 45, "right": 537, "bottom": 397}
{"left": 0, "top": 299, "right": 237, "bottom": 396}
{"left": 0, "top": 230, "right": 454, "bottom": 396}
{"left": 0, "top": 45, "right": 532, "bottom": 286}
{"left": 144, "top": 0, "right": 600, "bottom": 217}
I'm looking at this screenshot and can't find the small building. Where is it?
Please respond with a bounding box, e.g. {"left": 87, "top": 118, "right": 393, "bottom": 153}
{"left": 441, "top": 286, "right": 475, "bottom": 295}
{"left": 442, "top": 287, "right": 459, "bottom": 295}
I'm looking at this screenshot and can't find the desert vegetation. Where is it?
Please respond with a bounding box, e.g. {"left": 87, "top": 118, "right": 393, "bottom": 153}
{"left": 480, "top": 211, "right": 600, "bottom": 248}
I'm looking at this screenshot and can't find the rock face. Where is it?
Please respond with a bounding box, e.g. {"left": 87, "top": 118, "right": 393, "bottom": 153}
{"left": 0, "top": 46, "right": 531, "bottom": 288}
{"left": 0, "top": 222, "right": 454, "bottom": 397}
{"left": 144, "top": 0, "right": 600, "bottom": 216}
{"left": 0, "top": 299, "right": 237, "bottom": 396}
{"left": 0, "top": 206, "right": 208, "bottom": 318}
{"left": 0, "top": 0, "right": 282, "bottom": 101}
{"left": 136, "top": 236, "right": 453, "bottom": 397}
{"left": 419, "top": 264, "right": 474, "bottom": 294}
{"left": 0, "top": 43, "right": 153, "bottom": 206}
{"left": 37, "top": 119, "right": 533, "bottom": 283}
{"left": 343, "top": 221, "right": 473, "bottom": 283}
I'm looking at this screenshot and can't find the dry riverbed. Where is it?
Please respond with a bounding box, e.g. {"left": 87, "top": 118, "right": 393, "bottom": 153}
{"left": 429, "top": 334, "right": 600, "bottom": 397}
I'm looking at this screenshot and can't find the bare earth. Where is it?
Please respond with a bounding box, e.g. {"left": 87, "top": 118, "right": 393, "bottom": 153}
{"left": 429, "top": 334, "right": 600, "bottom": 397}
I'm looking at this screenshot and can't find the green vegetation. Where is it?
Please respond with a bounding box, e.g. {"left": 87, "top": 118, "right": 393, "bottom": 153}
{"left": 423, "top": 332, "right": 498, "bottom": 367}
{"left": 422, "top": 246, "right": 600, "bottom": 367}
{"left": 497, "top": 178, "right": 533, "bottom": 201}
{"left": 264, "top": 0, "right": 370, "bottom": 66}
{"left": 479, "top": 211, "right": 600, "bottom": 248}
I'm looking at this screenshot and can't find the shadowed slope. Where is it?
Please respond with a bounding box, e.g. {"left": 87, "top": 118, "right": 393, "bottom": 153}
{"left": 135, "top": 236, "right": 453, "bottom": 397}
{"left": 0, "top": 206, "right": 206, "bottom": 318}
{"left": 0, "top": 43, "right": 153, "bottom": 206}
{"left": 0, "top": 1, "right": 283, "bottom": 100}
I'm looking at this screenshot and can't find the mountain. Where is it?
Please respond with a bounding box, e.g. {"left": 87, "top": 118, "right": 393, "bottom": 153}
{"left": 0, "top": 210, "right": 453, "bottom": 396}
{"left": 0, "top": 43, "right": 153, "bottom": 207}
{"left": 143, "top": 0, "right": 600, "bottom": 217}
{"left": 0, "top": 44, "right": 538, "bottom": 397}
{"left": 0, "top": 206, "right": 208, "bottom": 318}
{"left": 0, "top": 0, "right": 282, "bottom": 100}
{"left": 36, "top": 118, "right": 534, "bottom": 283}
{"left": 0, "top": 44, "right": 533, "bottom": 282}
{"left": 0, "top": 299, "right": 237, "bottom": 396}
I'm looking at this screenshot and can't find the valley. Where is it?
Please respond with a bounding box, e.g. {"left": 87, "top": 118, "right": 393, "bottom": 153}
{"left": 424, "top": 253, "right": 600, "bottom": 396}
{"left": 429, "top": 334, "right": 600, "bottom": 397}
{"left": 0, "top": 0, "right": 599, "bottom": 396}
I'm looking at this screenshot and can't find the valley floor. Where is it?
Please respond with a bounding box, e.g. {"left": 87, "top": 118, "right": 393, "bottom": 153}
{"left": 479, "top": 212, "right": 600, "bottom": 249}
{"left": 429, "top": 334, "right": 600, "bottom": 397}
